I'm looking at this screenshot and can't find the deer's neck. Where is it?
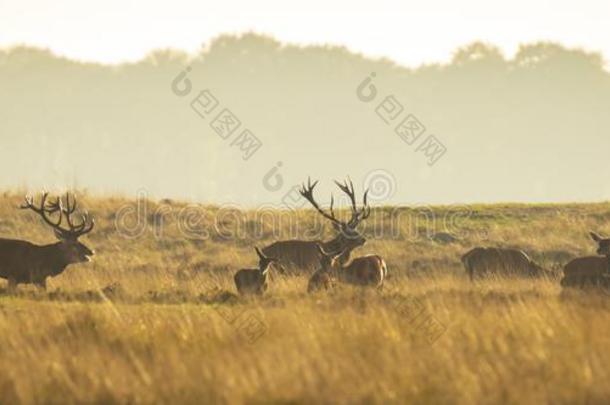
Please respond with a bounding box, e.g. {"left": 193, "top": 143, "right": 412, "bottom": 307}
{"left": 320, "top": 238, "right": 340, "bottom": 252}
{"left": 321, "top": 238, "right": 354, "bottom": 265}
{"left": 259, "top": 267, "right": 270, "bottom": 282}
{"left": 39, "top": 243, "right": 70, "bottom": 273}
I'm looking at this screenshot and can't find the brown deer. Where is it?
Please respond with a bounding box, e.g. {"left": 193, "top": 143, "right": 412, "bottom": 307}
{"left": 561, "top": 232, "right": 610, "bottom": 288}
{"left": 310, "top": 244, "right": 386, "bottom": 289}
{"left": 461, "top": 247, "right": 547, "bottom": 281}
{"left": 0, "top": 193, "right": 95, "bottom": 290}
{"left": 234, "top": 247, "right": 278, "bottom": 296}
{"left": 263, "top": 178, "right": 371, "bottom": 274}
{"left": 307, "top": 250, "right": 335, "bottom": 293}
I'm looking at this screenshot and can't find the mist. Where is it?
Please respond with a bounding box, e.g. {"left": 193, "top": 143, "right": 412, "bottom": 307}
{"left": 1, "top": 34, "right": 608, "bottom": 206}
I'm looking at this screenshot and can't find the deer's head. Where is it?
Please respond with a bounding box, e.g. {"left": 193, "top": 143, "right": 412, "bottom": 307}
{"left": 300, "top": 177, "right": 370, "bottom": 253}
{"left": 254, "top": 247, "right": 277, "bottom": 278}
{"left": 590, "top": 232, "right": 610, "bottom": 256}
{"left": 315, "top": 243, "right": 345, "bottom": 274}
{"left": 22, "top": 193, "right": 95, "bottom": 265}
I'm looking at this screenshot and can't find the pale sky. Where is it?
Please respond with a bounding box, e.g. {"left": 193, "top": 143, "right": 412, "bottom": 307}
{"left": 0, "top": 0, "right": 609, "bottom": 67}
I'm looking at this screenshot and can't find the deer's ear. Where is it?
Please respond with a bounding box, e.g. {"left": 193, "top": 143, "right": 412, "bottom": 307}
{"left": 590, "top": 232, "right": 602, "bottom": 242}
{"left": 254, "top": 247, "right": 265, "bottom": 260}
{"left": 316, "top": 243, "right": 328, "bottom": 256}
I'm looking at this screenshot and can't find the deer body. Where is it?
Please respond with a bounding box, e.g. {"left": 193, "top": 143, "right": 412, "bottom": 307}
{"left": 234, "top": 248, "right": 277, "bottom": 296}
{"left": 262, "top": 238, "right": 358, "bottom": 274}
{"left": 308, "top": 244, "right": 386, "bottom": 292}
{"left": 264, "top": 178, "right": 370, "bottom": 274}
{"left": 0, "top": 239, "right": 91, "bottom": 288}
{"left": 337, "top": 255, "right": 386, "bottom": 287}
{"left": 461, "top": 247, "right": 545, "bottom": 280}
{"left": 0, "top": 193, "right": 95, "bottom": 290}
{"left": 560, "top": 232, "right": 610, "bottom": 288}
{"left": 234, "top": 269, "right": 269, "bottom": 296}
{"left": 561, "top": 256, "right": 609, "bottom": 287}
{"left": 307, "top": 268, "right": 334, "bottom": 293}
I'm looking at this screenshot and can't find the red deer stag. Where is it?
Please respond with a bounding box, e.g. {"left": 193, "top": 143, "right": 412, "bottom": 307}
{"left": 461, "top": 247, "right": 547, "bottom": 281}
{"left": 0, "top": 193, "right": 95, "bottom": 290}
{"left": 561, "top": 232, "right": 610, "bottom": 288}
{"left": 308, "top": 244, "right": 386, "bottom": 291}
{"left": 263, "top": 178, "right": 371, "bottom": 274}
{"left": 234, "top": 247, "right": 278, "bottom": 296}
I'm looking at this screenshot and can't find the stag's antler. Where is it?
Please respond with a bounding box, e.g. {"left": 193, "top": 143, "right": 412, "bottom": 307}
{"left": 21, "top": 192, "right": 94, "bottom": 239}
{"left": 300, "top": 177, "right": 371, "bottom": 228}
{"left": 334, "top": 178, "right": 371, "bottom": 227}
{"left": 21, "top": 192, "right": 63, "bottom": 229}
{"left": 299, "top": 177, "right": 341, "bottom": 226}
{"left": 61, "top": 193, "right": 95, "bottom": 237}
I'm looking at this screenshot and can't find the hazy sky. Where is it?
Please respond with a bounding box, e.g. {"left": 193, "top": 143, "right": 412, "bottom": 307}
{"left": 1, "top": 0, "right": 608, "bottom": 67}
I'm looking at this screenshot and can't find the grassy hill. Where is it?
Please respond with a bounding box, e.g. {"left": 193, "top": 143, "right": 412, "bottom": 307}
{"left": 0, "top": 192, "right": 609, "bottom": 403}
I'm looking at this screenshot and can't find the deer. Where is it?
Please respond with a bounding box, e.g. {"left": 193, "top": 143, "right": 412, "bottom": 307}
{"left": 0, "top": 193, "right": 95, "bottom": 290}
{"left": 561, "top": 232, "right": 610, "bottom": 288}
{"left": 234, "top": 247, "right": 278, "bottom": 296}
{"left": 461, "top": 247, "right": 548, "bottom": 281}
{"left": 307, "top": 250, "right": 335, "bottom": 293}
{"left": 263, "top": 178, "right": 371, "bottom": 275}
{"left": 308, "top": 243, "right": 386, "bottom": 290}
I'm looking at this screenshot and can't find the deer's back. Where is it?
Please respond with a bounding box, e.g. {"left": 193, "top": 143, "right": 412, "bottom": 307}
{"left": 262, "top": 240, "right": 321, "bottom": 272}
{"left": 342, "top": 255, "right": 385, "bottom": 287}
{"left": 0, "top": 239, "right": 43, "bottom": 278}
{"left": 563, "top": 256, "right": 607, "bottom": 278}
{"left": 462, "top": 247, "right": 535, "bottom": 276}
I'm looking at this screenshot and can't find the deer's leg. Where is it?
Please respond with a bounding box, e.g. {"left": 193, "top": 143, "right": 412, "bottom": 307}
{"left": 259, "top": 283, "right": 268, "bottom": 295}
{"left": 463, "top": 259, "right": 474, "bottom": 282}
{"left": 35, "top": 278, "right": 47, "bottom": 291}
{"left": 7, "top": 278, "right": 17, "bottom": 292}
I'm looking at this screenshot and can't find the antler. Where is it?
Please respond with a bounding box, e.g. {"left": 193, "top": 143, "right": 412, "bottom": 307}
{"left": 299, "top": 177, "right": 341, "bottom": 226}
{"left": 334, "top": 178, "right": 371, "bottom": 227}
{"left": 21, "top": 192, "right": 94, "bottom": 239}
{"left": 21, "top": 192, "right": 63, "bottom": 229}
{"left": 61, "top": 193, "right": 95, "bottom": 237}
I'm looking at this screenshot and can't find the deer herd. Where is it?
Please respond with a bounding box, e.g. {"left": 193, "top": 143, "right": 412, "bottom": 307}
{"left": 0, "top": 180, "right": 609, "bottom": 296}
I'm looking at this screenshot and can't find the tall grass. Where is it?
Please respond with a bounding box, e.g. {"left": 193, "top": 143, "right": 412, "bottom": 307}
{"left": 0, "top": 191, "right": 609, "bottom": 404}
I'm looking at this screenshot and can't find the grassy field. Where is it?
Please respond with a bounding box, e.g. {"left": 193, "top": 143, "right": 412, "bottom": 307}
{"left": 0, "top": 191, "right": 609, "bottom": 404}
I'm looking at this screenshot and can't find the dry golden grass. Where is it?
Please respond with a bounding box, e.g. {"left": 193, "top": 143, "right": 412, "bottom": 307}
{"left": 0, "top": 191, "right": 610, "bottom": 404}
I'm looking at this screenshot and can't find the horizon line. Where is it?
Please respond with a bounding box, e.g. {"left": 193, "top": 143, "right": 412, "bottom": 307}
{"left": 2, "top": 31, "right": 608, "bottom": 72}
